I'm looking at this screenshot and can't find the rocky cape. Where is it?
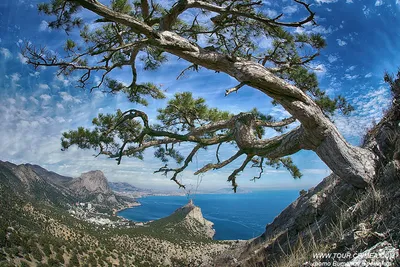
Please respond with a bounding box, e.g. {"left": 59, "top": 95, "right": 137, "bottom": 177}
{"left": 0, "top": 164, "right": 230, "bottom": 266}
{"left": 171, "top": 199, "right": 215, "bottom": 239}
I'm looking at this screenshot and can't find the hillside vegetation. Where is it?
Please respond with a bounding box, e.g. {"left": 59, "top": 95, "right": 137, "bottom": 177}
{"left": 0, "top": 162, "right": 231, "bottom": 266}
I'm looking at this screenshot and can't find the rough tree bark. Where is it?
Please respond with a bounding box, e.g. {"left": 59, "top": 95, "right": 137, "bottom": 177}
{"left": 53, "top": 0, "right": 379, "bottom": 188}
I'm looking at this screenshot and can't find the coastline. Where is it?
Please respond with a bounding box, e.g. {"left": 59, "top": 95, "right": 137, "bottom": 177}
{"left": 115, "top": 191, "right": 300, "bottom": 240}
{"left": 113, "top": 201, "right": 141, "bottom": 215}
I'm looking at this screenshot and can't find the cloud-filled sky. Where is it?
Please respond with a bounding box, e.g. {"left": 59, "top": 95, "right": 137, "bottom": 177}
{"left": 0, "top": 0, "right": 399, "bottom": 191}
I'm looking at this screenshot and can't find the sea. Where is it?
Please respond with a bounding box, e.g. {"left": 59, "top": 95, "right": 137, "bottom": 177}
{"left": 117, "top": 190, "right": 300, "bottom": 240}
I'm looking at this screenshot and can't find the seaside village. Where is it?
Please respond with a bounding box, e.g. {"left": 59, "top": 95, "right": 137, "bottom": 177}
{"left": 67, "top": 202, "right": 147, "bottom": 229}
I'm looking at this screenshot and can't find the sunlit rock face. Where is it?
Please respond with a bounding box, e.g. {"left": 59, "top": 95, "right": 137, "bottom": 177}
{"left": 173, "top": 199, "right": 216, "bottom": 239}
{"left": 69, "top": 170, "right": 112, "bottom": 195}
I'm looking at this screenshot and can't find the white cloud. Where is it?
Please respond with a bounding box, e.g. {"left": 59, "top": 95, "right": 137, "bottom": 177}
{"left": 0, "top": 48, "right": 12, "bottom": 59}
{"left": 295, "top": 27, "right": 304, "bottom": 34}
{"left": 29, "top": 96, "right": 39, "bottom": 105}
{"left": 282, "top": 5, "right": 298, "bottom": 15}
{"left": 40, "top": 94, "right": 51, "bottom": 101}
{"left": 295, "top": 24, "right": 335, "bottom": 36}
{"left": 310, "top": 25, "right": 334, "bottom": 35}
{"left": 346, "top": 0, "right": 353, "bottom": 3}
{"left": 59, "top": 92, "right": 81, "bottom": 103}
{"left": 17, "top": 53, "right": 28, "bottom": 64}
{"left": 39, "top": 20, "right": 51, "bottom": 32}
{"left": 315, "top": 0, "right": 337, "bottom": 3}
{"left": 312, "top": 64, "right": 327, "bottom": 76}
{"left": 55, "top": 74, "right": 71, "bottom": 87}
{"left": 365, "top": 73, "right": 373, "bottom": 78}
{"left": 335, "top": 86, "right": 391, "bottom": 138}
{"left": 375, "top": 0, "right": 384, "bottom": 6}
{"left": 336, "top": 39, "right": 347, "bottom": 46}
{"left": 328, "top": 55, "right": 338, "bottom": 63}
{"left": 56, "top": 103, "right": 64, "bottom": 109}
{"left": 59, "top": 92, "right": 73, "bottom": 102}
{"left": 258, "top": 37, "right": 273, "bottom": 49}
{"left": 30, "top": 71, "right": 40, "bottom": 77}
{"left": 265, "top": 9, "right": 278, "bottom": 18}
{"left": 346, "top": 65, "right": 356, "bottom": 72}
{"left": 10, "top": 73, "right": 21, "bottom": 84}
{"left": 39, "top": 83, "right": 50, "bottom": 90}
{"left": 55, "top": 116, "right": 66, "bottom": 123}
{"left": 7, "top": 98, "right": 16, "bottom": 105}
{"left": 363, "top": 6, "right": 371, "bottom": 16}
{"left": 344, "top": 74, "right": 359, "bottom": 80}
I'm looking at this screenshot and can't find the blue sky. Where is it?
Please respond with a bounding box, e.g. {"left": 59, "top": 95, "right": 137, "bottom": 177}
{"left": 0, "top": 0, "right": 398, "bottom": 191}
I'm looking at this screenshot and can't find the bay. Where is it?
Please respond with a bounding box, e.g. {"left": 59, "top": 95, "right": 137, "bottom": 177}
{"left": 118, "top": 190, "right": 300, "bottom": 240}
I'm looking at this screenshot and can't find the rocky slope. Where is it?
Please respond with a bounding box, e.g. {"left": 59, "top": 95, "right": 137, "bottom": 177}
{"left": 215, "top": 77, "right": 400, "bottom": 266}
{"left": 0, "top": 161, "right": 77, "bottom": 206}
{"left": 67, "top": 170, "right": 127, "bottom": 207}
{"left": 0, "top": 162, "right": 134, "bottom": 211}
{"left": 0, "top": 166, "right": 231, "bottom": 266}
{"left": 69, "top": 170, "right": 112, "bottom": 195}
{"left": 26, "top": 164, "right": 73, "bottom": 185}
{"left": 170, "top": 199, "right": 215, "bottom": 239}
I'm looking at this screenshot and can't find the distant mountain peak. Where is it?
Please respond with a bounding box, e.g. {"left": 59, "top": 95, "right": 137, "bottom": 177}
{"left": 70, "top": 170, "right": 111, "bottom": 195}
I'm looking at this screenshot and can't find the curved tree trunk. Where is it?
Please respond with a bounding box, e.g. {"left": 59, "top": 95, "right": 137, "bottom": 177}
{"left": 314, "top": 125, "right": 377, "bottom": 188}
{"left": 73, "top": 0, "right": 378, "bottom": 188}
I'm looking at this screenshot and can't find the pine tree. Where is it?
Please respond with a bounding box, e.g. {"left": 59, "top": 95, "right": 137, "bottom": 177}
{"left": 24, "top": 0, "right": 378, "bottom": 190}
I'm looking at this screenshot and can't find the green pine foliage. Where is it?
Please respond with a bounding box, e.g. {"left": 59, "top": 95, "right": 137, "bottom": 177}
{"left": 24, "top": 0, "right": 358, "bottom": 189}
{"left": 157, "top": 92, "right": 231, "bottom": 131}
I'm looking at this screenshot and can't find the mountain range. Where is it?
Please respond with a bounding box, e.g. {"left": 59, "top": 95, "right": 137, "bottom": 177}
{"left": 0, "top": 160, "right": 229, "bottom": 266}
{"left": 0, "top": 161, "right": 135, "bottom": 211}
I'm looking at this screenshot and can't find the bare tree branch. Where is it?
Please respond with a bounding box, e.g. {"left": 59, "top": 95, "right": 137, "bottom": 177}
{"left": 228, "top": 155, "right": 253, "bottom": 192}
{"left": 194, "top": 150, "right": 244, "bottom": 175}
{"left": 177, "top": 64, "right": 199, "bottom": 80}
{"left": 251, "top": 157, "right": 264, "bottom": 181}
{"left": 225, "top": 82, "right": 246, "bottom": 96}
{"left": 187, "top": 0, "right": 315, "bottom": 28}
{"left": 154, "top": 144, "right": 203, "bottom": 188}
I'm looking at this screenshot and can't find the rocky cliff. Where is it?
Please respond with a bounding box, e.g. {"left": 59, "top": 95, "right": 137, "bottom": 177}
{"left": 148, "top": 199, "right": 216, "bottom": 241}
{"left": 67, "top": 170, "right": 135, "bottom": 208}
{"left": 174, "top": 199, "right": 215, "bottom": 239}
{"left": 0, "top": 161, "right": 78, "bottom": 206}
{"left": 0, "top": 162, "right": 135, "bottom": 211}
{"left": 26, "top": 164, "right": 73, "bottom": 185}
{"left": 69, "top": 170, "right": 112, "bottom": 195}
{"left": 215, "top": 80, "right": 400, "bottom": 266}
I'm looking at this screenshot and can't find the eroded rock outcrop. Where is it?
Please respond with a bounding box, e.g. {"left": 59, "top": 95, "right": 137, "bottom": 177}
{"left": 69, "top": 170, "right": 112, "bottom": 195}
{"left": 177, "top": 199, "right": 215, "bottom": 239}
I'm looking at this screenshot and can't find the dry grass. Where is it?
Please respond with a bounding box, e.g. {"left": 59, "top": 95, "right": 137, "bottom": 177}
{"left": 262, "top": 186, "right": 387, "bottom": 267}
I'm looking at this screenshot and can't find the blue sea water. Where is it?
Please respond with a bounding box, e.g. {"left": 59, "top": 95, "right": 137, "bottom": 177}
{"left": 118, "top": 190, "right": 299, "bottom": 240}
